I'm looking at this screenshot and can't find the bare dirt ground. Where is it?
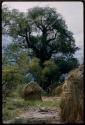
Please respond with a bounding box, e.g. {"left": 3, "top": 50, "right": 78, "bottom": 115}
{"left": 17, "top": 96, "right": 61, "bottom": 124}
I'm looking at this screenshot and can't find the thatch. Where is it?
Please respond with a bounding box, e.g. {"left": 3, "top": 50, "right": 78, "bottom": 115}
{"left": 60, "top": 65, "right": 84, "bottom": 123}
{"left": 52, "top": 85, "right": 63, "bottom": 96}
{"left": 21, "top": 81, "right": 43, "bottom": 101}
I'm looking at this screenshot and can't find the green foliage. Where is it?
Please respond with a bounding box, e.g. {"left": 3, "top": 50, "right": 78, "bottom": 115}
{"left": 55, "top": 56, "right": 79, "bottom": 74}
{"left": 2, "top": 44, "right": 32, "bottom": 83}
{"left": 2, "top": 6, "right": 79, "bottom": 91}
{"left": 28, "top": 57, "right": 42, "bottom": 82}
{"left": 2, "top": 6, "right": 79, "bottom": 60}
{"left": 43, "top": 60, "right": 59, "bottom": 76}
{"left": 2, "top": 8, "right": 83, "bottom": 120}
{"left": 2, "top": 98, "right": 25, "bottom": 121}
{"left": 2, "top": 65, "right": 22, "bottom": 99}
{"left": 2, "top": 65, "right": 19, "bottom": 85}
{"left": 2, "top": 43, "right": 22, "bottom": 65}
{"left": 28, "top": 58, "right": 59, "bottom": 90}
{"left": 42, "top": 60, "right": 59, "bottom": 83}
{"left": 17, "top": 52, "right": 30, "bottom": 72}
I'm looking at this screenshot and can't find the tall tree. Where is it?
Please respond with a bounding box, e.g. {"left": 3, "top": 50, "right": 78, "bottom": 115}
{"left": 2, "top": 7, "right": 79, "bottom": 63}
{"left": 2, "top": 6, "right": 79, "bottom": 90}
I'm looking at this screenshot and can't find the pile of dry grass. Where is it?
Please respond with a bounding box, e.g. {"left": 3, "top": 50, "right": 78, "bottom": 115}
{"left": 60, "top": 65, "right": 84, "bottom": 123}
{"left": 52, "top": 85, "right": 63, "bottom": 96}
{"left": 21, "top": 81, "right": 43, "bottom": 101}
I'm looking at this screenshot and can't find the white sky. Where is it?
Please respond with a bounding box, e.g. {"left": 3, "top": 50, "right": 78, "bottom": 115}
{"left": 2, "top": 2, "right": 84, "bottom": 63}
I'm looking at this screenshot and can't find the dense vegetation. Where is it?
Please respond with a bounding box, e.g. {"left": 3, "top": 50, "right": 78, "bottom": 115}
{"left": 2, "top": 6, "right": 79, "bottom": 95}
{"left": 2, "top": 5, "right": 83, "bottom": 123}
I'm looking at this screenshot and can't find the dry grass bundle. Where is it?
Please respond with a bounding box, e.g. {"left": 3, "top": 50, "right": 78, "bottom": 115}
{"left": 60, "top": 65, "right": 84, "bottom": 123}
{"left": 21, "top": 81, "right": 43, "bottom": 101}
{"left": 52, "top": 85, "right": 63, "bottom": 96}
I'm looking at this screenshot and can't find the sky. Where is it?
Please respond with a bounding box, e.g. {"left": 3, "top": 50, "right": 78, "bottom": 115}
{"left": 2, "top": 1, "right": 84, "bottom": 64}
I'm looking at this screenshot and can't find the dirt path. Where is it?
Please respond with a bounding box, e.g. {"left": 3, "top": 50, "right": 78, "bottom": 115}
{"left": 18, "top": 108, "right": 61, "bottom": 124}
{"left": 4, "top": 96, "right": 62, "bottom": 124}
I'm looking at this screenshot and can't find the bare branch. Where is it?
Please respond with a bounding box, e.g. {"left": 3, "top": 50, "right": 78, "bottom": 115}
{"left": 18, "top": 33, "right": 26, "bottom": 37}
{"left": 47, "top": 32, "right": 57, "bottom": 42}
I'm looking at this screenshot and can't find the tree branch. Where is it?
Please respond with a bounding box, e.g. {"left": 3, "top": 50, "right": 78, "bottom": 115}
{"left": 18, "top": 32, "right": 26, "bottom": 37}
{"left": 47, "top": 32, "right": 57, "bottom": 43}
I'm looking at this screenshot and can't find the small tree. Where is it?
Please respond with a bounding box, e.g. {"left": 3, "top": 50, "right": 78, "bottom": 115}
{"left": 28, "top": 57, "right": 42, "bottom": 83}
{"left": 2, "top": 65, "right": 21, "bottom": 99}
{"left": 41, "top": 60, "right": 59, "bottom": 91}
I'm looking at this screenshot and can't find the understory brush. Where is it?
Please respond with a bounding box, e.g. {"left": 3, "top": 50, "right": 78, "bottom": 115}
{"left": 3, "top": 85, "right": 60, "bottom": 121}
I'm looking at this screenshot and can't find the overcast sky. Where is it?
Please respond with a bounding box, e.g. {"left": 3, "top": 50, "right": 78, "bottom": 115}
{"left": 2, "top": 2, "right": 84, "bottom": 63}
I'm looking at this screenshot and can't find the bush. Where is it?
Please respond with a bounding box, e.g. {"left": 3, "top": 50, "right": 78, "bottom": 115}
{"left": 2, "top": 65, "right": 22, "bottom": 100}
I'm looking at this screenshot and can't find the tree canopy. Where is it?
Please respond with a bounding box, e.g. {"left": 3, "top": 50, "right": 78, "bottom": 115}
{"left": 2, "top": 6, "right": 79, "bottom": 62}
